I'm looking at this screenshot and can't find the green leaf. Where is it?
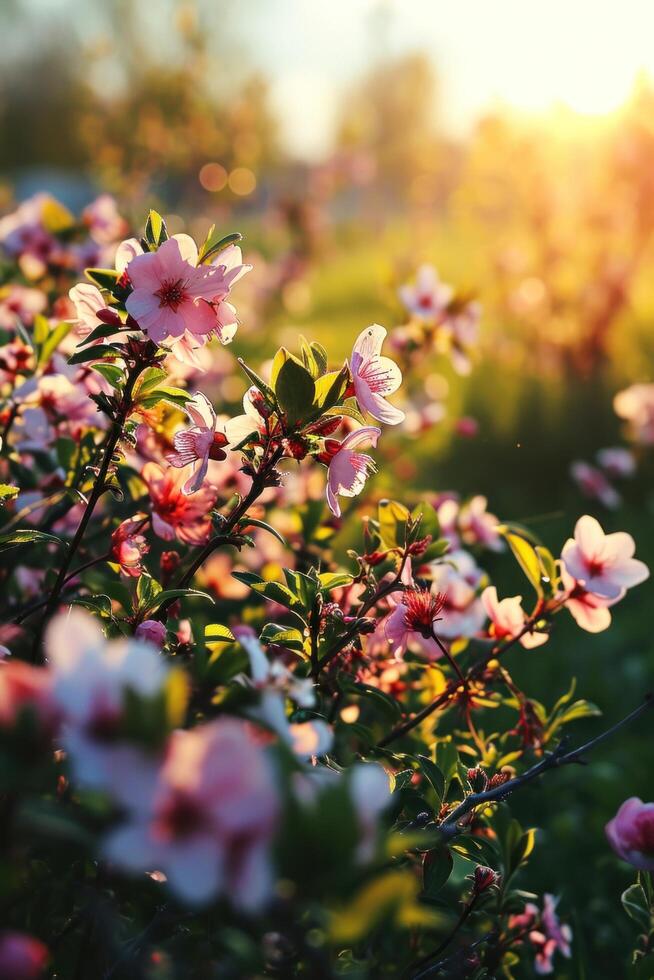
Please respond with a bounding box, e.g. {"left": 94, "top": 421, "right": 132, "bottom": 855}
{"left": 0, "top": 529, "right": 63, "bottom": 553}
{"left": 417, "top": 755, "right": 445, "bottom": 804}
{"left": 237, "top": 358, "right": 276, "bottom": 407}
{"left": 37, "top": 320, "right": 73, "bottom": 367}
{"left": 77, "top": 320, "right": 126, "bottom": 347}
{"left": 0, "top": 484, "right": 19, "bottom": 505}
{"left": 239, "top": 516, "right": 287, "bottom": 546}
{"left": 68, "top": 344, "right": 122, "bottom": 366}
{"left": 324, "top": 398, "right": 366, "bottom": 425}
{"left": 91, "top": 362, "right": 124, "bottom": 387}
{"left": 378, "top": 499, "right": 410, "bottom": 551}
{"left": 198, "top": 229, "right": 242, "bottom": 264}
{"left": 259, "top": 623, "right": 305, "bottom": 651}
{"left": 313, "top": 366, "right": 348, "bottom": 413}
{"left": 499, "top": 528, "right": 543, "bottom": 596}
{"left": 274, "top": 351, "right": 316, "bottom": 426}
{"left": 149, "top": 588, "right": 214, "bottom": 611}
{"left": 145, "top": 209, "right": 168, "bottom": 247}
{"left": 138, "top": 385, "right": 192, "bottom": 410}
{"left": 318, "top": 571, "right": 354, "bottom": 592}
{"left": 621, "top": 883, "right": 652, "bottom": 931}
{"left": 85, "top": 268, "right": 120, "bottom": 291}
{"left": 310, "top": 342, "right": 328, "bottom": 376}
{"left": 136, "top": 574, "right": 162, "bottom": 611}
{"left": 205, "top": 624, "right": 236, "bottom": 644}
{"left": 423, "top": 847, "right": 454, "bottom": 897}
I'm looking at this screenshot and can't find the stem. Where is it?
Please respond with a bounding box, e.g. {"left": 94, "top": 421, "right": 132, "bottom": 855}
{"left": 377, "top": 611, "right": 547, "bottom": 749}
{"left": 313, "top": 547, "right": 411, "bottom": 677}
{"left": 409, "top": 895, "right": 480, "bottom": 976}
{"left": 12, "top": 552, "right": 111, "bottom": 624}
{"left": 32, "top": 357, "right": 146, "bottom": 649}
{"left": 156, "top": 444, "right": 284, "bottom": 621}
{"left": 438, "top": 694, "right": 653, "bottom": 837}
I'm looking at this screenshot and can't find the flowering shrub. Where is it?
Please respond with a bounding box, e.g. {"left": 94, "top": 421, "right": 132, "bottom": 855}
{"left": 0, "top": 200, "right": 651, "bottom": 978}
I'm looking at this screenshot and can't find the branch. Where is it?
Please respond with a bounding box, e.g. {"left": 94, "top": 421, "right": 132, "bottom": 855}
{"left": 438, "top": 694, "right": 653, "bottom": 838}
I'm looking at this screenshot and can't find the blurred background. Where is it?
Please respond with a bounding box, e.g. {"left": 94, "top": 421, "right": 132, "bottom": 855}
{"left": 3, "top": 0, "right": 654, "bottom": 973}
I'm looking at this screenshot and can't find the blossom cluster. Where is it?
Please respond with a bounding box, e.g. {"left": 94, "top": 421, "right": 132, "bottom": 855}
{"left": 0, "top": 200, "right": 650, "bottom": 978}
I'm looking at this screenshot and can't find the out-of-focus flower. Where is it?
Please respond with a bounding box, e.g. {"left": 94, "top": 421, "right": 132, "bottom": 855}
{"left": 349, "top": 763, "right": 390, "bottom": 862}
{"left": 399, "top": 264, "right": 453, "bottom": 321}
{"left": 125, "top": 236, "right": 249, "bottom": 347}
{"left": 509, "top": 895, "right": 572, "bottom": 975}
{"left": 596, "top": 446, "right": 636, "bottom": 478}
{"left": 350, "top": 324, "right": 404, "bottom": 425}
{"left": 46, "top": 609, "right": 170, "bottom": 787}
{"left": 82, "top": 194, "right": 127, "bottom": 245}
{"left": 481, "top": 586, "right": 548, "bottom": 648}
{"left": 614, "top": 383, "right": 654, "bottom": 445}
{"left": 325, "top": 426, "right": 381, "bottom": 518}
{"left": 455, "top": 416, "right": 479, "bottom": 438}
{"left": 111, "top": 515, "right": 149, "bottom": 578}
{"left": 606, "top": 797, "right": 654, "bottom": 870}
{"left": 0, "top": 285, "right": 47, "bottom": 329}
{"left": 0, "top": 931, "right": 48, "bottom": 980}
{"left": 234, "top": 627, "right": 330, "bottom": 760}
{"left": 0, "top": 661, "right": 56, "bottom": 732}
{"left": 102, "top": 718, "right": 279, "bottom": 909}
{"left": 445, "top": 299, "right": 481, "bottom": 376}
{"left": 135, "top": 620, "right": 167, "bottom": 649}
{"left": 428, "top": 550, "right": 486, "bottom": 639}
{"left": 384, "top": 588, "right": 445, "bottom": 660}
{"left": 561, "top": 515, "right": 649, "bottom": 600}
{"left": 166, "top": 392, "right": 229, "bottom": 495}
{"left": 458, "top": 495, "right": 503, "bottom": 551}
{"left": 142, "top": 462, "right": 218, "bottom": 545}
{"left": 570, "top": 461, "right": 620, "bottom": 509}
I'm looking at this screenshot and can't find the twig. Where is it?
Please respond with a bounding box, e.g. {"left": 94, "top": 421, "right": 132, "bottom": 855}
{"left": 438, "top": 694, "right": 653, "bottom": 838}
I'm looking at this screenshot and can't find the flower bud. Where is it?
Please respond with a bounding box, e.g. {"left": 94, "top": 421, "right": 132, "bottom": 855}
{"left": 135, "top": 620, "right": 167, "bottom": 649}
{"left": 467, "top": 767, "right": 488, "bottom": 792}
{"left": 470, "top": 865, "right": 500, "bottom": 895}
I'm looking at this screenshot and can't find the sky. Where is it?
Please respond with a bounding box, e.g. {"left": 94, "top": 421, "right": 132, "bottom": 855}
{"left": 243, "top": 0, "right": 654, "bottom": 158}
{"left": 23, "top": 0, "right": 654, "bottom": 160}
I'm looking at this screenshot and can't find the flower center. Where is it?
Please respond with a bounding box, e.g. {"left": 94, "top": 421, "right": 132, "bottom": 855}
{"left": 155, "top": 791, "right": 207, "bottom": 841}
{"left": 403, "top": 589, "right": 445, "bottom": 636}
{"left": 360, "top": 359, "right": 393, "bottom": 393}
{"left": 155, "top": 278, "right": 187, "bottom": 312}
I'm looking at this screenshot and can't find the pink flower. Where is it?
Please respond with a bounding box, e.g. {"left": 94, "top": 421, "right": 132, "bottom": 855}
{"left": 428, "top": 550, "right": 486, "bottom": 639}
{"left": 606, "top": 797, "right": 654, "bottom": 870}
{"left": 0, "top": 931, "right": 48, "bottom": 980}
{"left": 570, "top": 461, "right": 620, "bottom": 509}
{"left": 102, "top": 718, "right": 279, "bottom": 908}
{"left": 509, "top": 895, "right": 572, "bottom": 975}
{"left": 135, "top": 620, "right": 167, "bottom": 649}
{"left": 68, "top": 282, "right": 121, "bottom": 339}
{"left": 384, "top": 589, "right": 445, "bottom": 660}
{"left": 111, "top": 514, "right": 149, "bottom": 578}
{"left": 560, "top": 515, "right": 649, "bottom": 600}
{"left": 46, "top": 609, "right": 171, "bottom": 788}
{"left": 350, "top": 324, "right": 404, "bottom": 425}
{"left": 614, "top": 383, "right": 654, "bottom": 446}
{"left": 458, "top": 495, "right": 503, "bottom": 551}
{"left": 0, "top": 661, "right": 56, "bottom": 732}
{"left": 481, "top": 586, "right": 548, "bottom": 649}
{"left": 165, "top": 392, "right": 229, "bottom": 495}
{"left": 223, "top": 386, "right": 269, "bottom": 447}
{"left": 399, "top": 264, "right": 453, "bottom": 321}
{"left": 0, "top": 284, "right": 47, "bottom": 329}
{"left": 558, "top": 566, "right": 616, "bottom": 633}
{"left": 597, "top": 446, "right": 636, "bottom": 478}
{"left": 325, "top": 426, "right": 381, "bottom": 518}
{"left": 125, "top": 235, "right": 243, "bottom": 346}
{"left": 142, "top": 462, "right": 218, "bottom": 545}
{"left": 82, "top": 194, "right": 127, "bottom": 245}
